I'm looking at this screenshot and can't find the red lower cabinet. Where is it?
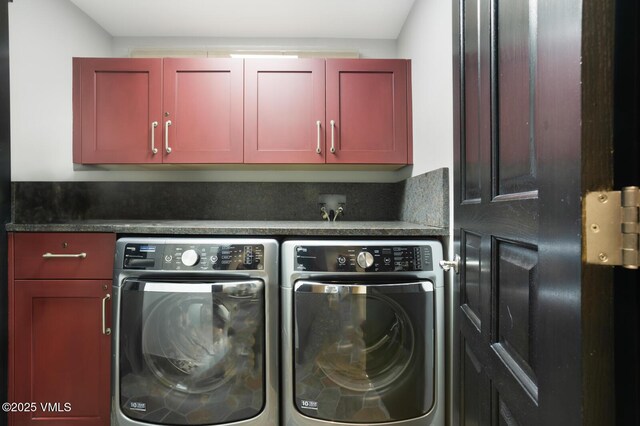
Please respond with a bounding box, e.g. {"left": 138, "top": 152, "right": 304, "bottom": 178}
{"left": 9, "top": 233, "right": 115, "bottom": 426}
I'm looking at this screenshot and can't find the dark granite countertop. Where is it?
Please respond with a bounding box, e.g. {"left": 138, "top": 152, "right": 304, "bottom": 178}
{"left": 5, "top": 220, "right": 448, "bottom": 237}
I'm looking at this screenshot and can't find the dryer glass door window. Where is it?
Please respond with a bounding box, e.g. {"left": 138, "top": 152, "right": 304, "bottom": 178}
{"left": 293, "top": 281, "right": 435, "bottom": 423}
{"left": 119, "top": 279, "right": 265, "bottom": 425}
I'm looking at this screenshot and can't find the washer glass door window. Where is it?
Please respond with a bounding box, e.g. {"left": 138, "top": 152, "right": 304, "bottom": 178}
{"left": 293, "top": 281, "right": 435, "bottom": 423}
{"left": 119, "top": 279, "right": 265, "bottom": 425}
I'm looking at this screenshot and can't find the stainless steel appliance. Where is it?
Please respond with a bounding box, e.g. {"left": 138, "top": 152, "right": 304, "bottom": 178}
{"left": 113, "top": 238, "right": 278, "bottom": 426}
{"left": 281, "top": 240, "right": 444, "bottom": 426}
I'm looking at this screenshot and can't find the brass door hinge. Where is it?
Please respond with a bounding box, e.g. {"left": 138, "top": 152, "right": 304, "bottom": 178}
{"left": 585, "top": 186, "right": 639, "bottom": 269}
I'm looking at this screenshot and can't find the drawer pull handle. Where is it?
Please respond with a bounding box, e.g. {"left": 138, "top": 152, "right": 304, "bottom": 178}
{"left": 42, "top": 252, "right": 87, "bottom": 259}
{"left": 102, "top": 294, "right": 111, "bottom": 336}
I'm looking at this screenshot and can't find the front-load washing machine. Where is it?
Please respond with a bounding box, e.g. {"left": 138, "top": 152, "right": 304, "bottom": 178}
{"left": 281, "top": 240, "right": 444, "bottom": 425}
{"left": 112, "top": 238, "right": 278, "bottom": 426}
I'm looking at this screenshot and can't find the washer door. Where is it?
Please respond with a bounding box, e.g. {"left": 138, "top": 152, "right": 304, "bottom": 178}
{"left": 119, "top": 279, "right": 264, "bottom": 425}
{"left": 293, "top": 280, "right": 435, "bottom": 423}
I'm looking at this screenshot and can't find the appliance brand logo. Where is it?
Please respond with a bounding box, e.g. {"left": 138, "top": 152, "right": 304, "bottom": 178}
{"left": 129, "top": 401, "right": 147, "bottom": 412}
{"left": 300, "top": 399, "right": 319, "bottom": 410}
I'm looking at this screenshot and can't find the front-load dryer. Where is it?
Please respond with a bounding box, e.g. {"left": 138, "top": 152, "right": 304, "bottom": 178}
{"left": 281, "top": 240, "right": 445, "bottom": 425}
{"left": 112, "top": 238, "right": 278, "bottom": 426}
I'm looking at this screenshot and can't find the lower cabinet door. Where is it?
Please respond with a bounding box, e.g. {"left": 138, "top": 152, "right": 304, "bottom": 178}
{"left": 11, "top": 280, "right": 112, "bottom": 426}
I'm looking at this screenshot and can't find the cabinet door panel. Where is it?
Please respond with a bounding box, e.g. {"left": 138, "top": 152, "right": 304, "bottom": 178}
{"left": 163, "top": 58, "right": 243, "bottom": 163}
{"left": 77, "top": 58, "right": 162, "bottom": 164}
{"left": 244, "top": 59, "right": 325, "bottom": 163}
{"left": 326, "top": 59, "right": 408, "bottom": 164}
{"left": 12, "top": 280, "right": 111, "bottom": 426}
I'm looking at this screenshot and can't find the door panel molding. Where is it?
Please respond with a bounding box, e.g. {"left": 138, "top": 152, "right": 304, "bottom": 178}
{"left": 461, "top": 230, "right": 483, "bottom": 330}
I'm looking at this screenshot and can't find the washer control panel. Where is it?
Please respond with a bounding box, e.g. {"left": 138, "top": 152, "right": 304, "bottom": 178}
{"left": 295, "top": 245, "right": 433, "bottom": 272}
{"left": 123, "top": 243, "right": 264, "bottom": 270}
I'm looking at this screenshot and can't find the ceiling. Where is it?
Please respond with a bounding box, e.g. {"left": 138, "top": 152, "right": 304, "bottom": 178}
{"left": 69, "top": 0, "right": 417, "bottom": 40}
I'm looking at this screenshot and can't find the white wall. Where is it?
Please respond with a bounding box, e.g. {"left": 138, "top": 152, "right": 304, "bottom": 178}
{"left": 397, "top": 0, "right": 453, "bottom": 178}
{"left": 398, "top": 0, "right": 453, "bottom": 257}
{"left": 9, "top": 0, "right": 112, "bottom": 181}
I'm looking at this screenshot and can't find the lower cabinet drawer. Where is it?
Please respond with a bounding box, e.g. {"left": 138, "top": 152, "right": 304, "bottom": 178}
{"left": 13, "top": 233, "right": 116, "bottom": 279}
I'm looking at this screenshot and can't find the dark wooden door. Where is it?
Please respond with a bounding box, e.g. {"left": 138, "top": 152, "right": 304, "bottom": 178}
{"left": 452, "top": 0, "right": 615, "bottom": 425}
{"left": 163, "top": 58, "right": 243, "bottom": 163}
{"left": 244, "top": 59, "right": 326, "bottom": 163}
{"left": 75, "top": 58, "right": 162, "bottom": 164}
{"left": 325, "top": 59, "right": 410, "bottom": 164}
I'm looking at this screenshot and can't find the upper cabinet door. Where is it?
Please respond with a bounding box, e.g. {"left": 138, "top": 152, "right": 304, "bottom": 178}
{"left": 162, "top": 58, "right": 244, "bottom": 163}
{"left": 326, "top": 59, "right": 409, "bottom": 164}
{"left": 244, "top": 59, "right": 326, "bottom": 163}
{"left": 75, "top": 58, "right": 162, "bottom": 164}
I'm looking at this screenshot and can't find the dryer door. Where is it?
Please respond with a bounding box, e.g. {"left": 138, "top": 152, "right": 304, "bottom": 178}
{"left": 293, "top": 280, "right": 435, "bottom": 423}
{"left": 118, "top": 279, "right": 264, "bottom": 425}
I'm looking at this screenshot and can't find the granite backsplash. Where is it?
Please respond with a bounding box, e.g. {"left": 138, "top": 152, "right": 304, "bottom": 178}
{"left": 12, "top": 168, "right": 448, "bottom": 228}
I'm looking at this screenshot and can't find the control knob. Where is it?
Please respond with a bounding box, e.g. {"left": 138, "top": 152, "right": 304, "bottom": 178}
{"left": 357, "top": 251, "right": 374, "bottom": 269}
{"left": 181, "top": 249, "right": 200, "bottom": 267}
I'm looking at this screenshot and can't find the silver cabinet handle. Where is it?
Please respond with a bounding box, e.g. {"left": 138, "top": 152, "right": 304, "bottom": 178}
{"left": 165, "top": 120, "right": 172, "bottom": 154}
{"left": 102, "top": 294, "right": 111, "bottom": 335}
{"left": 316, "top": 120, "right": 322, "bottom": 154}
{"left": 42, "top": 252, "right": 87, "bottom": 259}
{"left": 151, "top": 121, "right": 158, "bottom": 154}
{"left": 330, "top": 120, "right": 336, "bottom": 153}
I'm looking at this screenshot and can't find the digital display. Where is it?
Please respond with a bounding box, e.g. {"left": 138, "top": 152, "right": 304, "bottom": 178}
{"left": 123, "top": 244, "right": 264, "bottom": 270}
{"left": 295, "top": 245, "right": 433, "bottom": 272}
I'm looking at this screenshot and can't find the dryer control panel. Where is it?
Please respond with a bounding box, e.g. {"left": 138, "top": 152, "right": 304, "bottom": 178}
{"left": 123, "top": 243, "right": 265, "bottom": 271}
{"left": 294, "top": 245, "right": 433, "bottom": 272}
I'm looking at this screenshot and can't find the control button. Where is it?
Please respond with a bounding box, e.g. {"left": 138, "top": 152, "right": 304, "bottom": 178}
{"left": 337, "top": 255, "right": 347, "bottom": 265}
{"left": 383, "top": 257, "right": 392, "bottom": 265}
{"left": 210, "top": 255, "right": 218, "bottom": 263}
{"left": 181, "top": 249, "right": 200, "bottom": 267}
{"left": 357, "top": 251, "right": 374, "bottom": 269}
{"left": 164, "top": 255, "right": 173, "bottom": 262}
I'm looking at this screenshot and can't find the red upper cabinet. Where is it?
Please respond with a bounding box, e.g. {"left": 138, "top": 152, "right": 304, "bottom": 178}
{"left": 163, "top": 58, "right": 243, "bottom": 163}
{"left": 244, "top": 59, "right": 326, "bottom": 163}
{"left": 74, "top": 58, "right": 243, "bottom": 164}
{"left": 74, "top": 58, "right": 163, "bottom": 164}
{"left": 74, "top": 57, "right": 412, "bottom": 166}
{"left": 326, "top": 59, "right": 411, "bottom": 164}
